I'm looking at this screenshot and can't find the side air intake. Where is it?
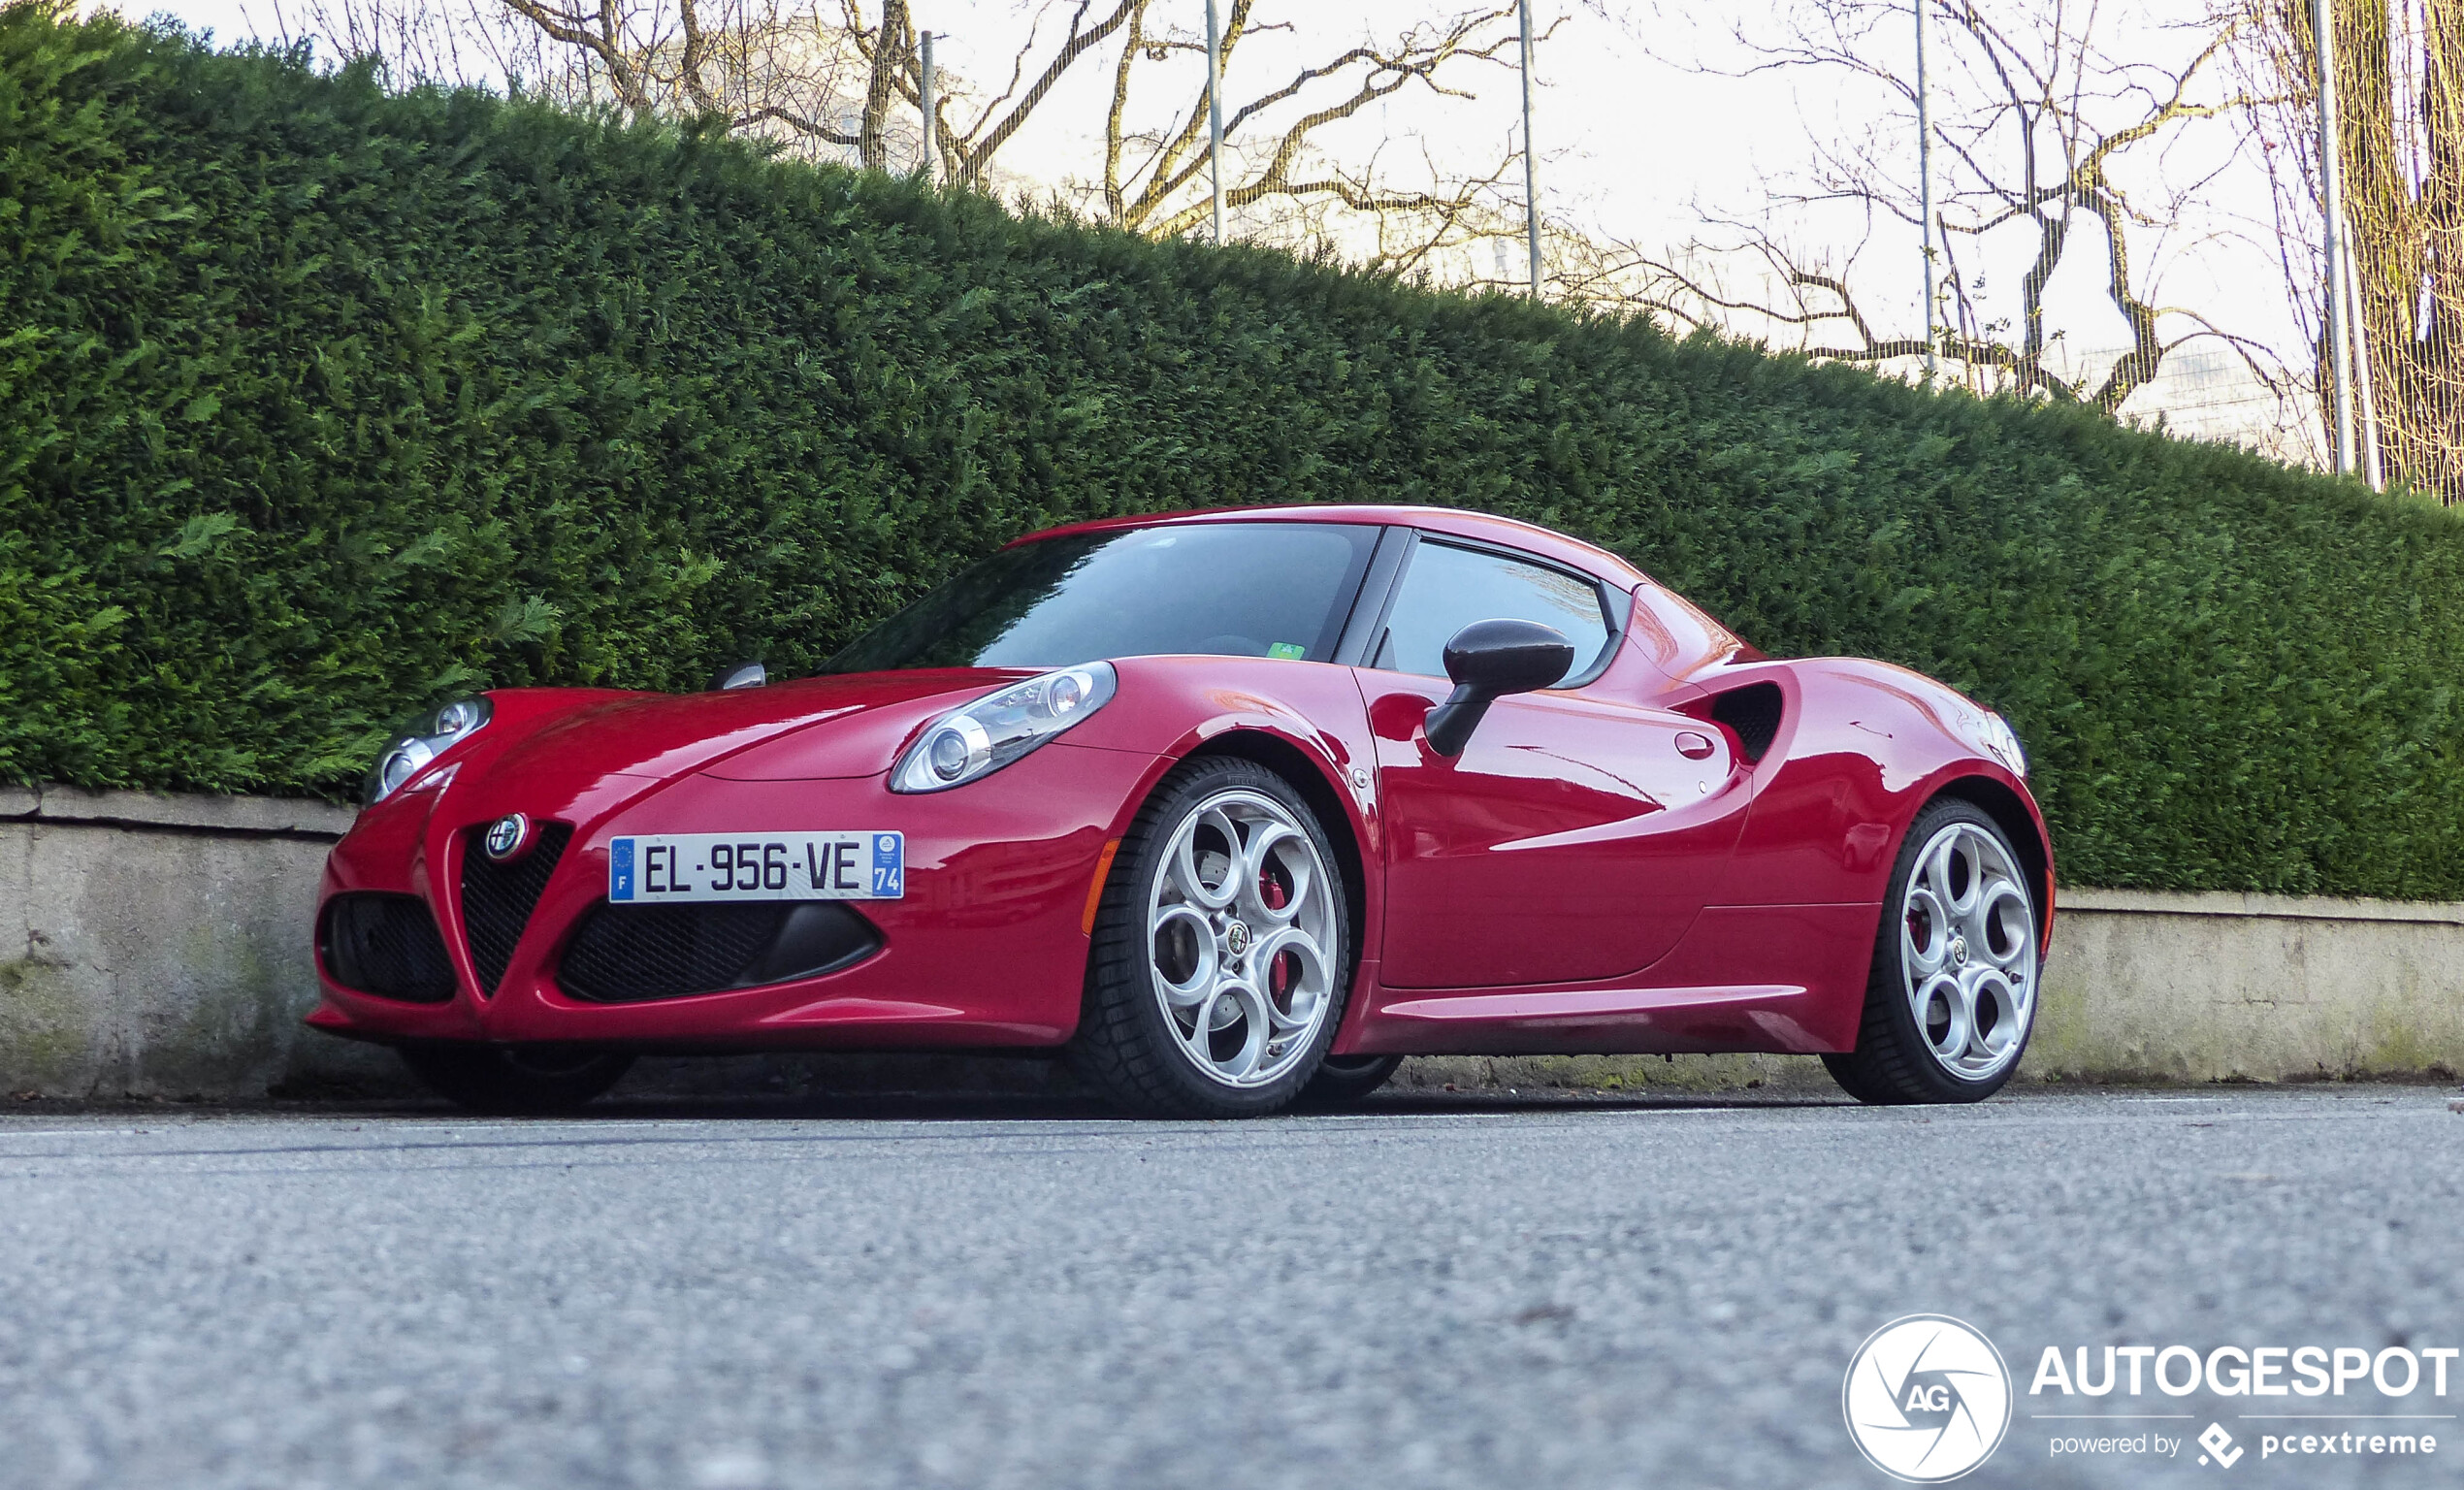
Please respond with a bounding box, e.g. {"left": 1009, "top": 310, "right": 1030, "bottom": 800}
{"left": 1710, "top": 682, "right": 1785, "bottom": 763}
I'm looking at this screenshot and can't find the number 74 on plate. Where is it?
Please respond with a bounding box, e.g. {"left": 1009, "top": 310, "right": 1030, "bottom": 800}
{"left": 607, "top": 831, "right": 905, "bottom": 902}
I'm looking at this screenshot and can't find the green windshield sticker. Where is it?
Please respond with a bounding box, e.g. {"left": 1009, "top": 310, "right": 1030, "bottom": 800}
{"left": 1268, "top": 642, "right": 1307, "bottom": 660}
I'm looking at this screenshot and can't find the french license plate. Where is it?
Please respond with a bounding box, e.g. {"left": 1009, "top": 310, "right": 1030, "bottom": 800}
{"left": 608, "top": 831, "right": 905, "bottom": 902}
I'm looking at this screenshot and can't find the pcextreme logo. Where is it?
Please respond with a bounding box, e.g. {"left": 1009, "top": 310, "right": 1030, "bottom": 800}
{"left": 2197, "top": 1423, "right": 2244, "bottom": 1468}
{"left": 1843, "top": 1314, "right": 2015, "bottom": 1482}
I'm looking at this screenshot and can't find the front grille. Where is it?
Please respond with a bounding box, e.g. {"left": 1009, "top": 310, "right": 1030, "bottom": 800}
{"left": 559, "top": 901, "right": 881, "bottom": 1003}
{"left": 458, "top": 822, "right": 573, "bottom": 994}
{"left": 319, "top": 893, "right": 457, "bottom": 1002}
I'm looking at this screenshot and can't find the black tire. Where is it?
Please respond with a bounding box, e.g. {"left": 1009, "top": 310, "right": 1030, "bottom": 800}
{"left": 1824, "top": 797, "right": 2042, "bottom": 1106}
{"left": 1297, "top": 1053, "right": 1404, "bottom": 1108}
{"left": 1071, "top": 757, "right": 1355, "bottom": 1118}
{"left": 398, "top": 1044, "right": 634, "bottom": 1115}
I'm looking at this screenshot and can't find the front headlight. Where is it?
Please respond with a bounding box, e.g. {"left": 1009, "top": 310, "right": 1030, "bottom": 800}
{"left": 1982, "top": 711, "right": 2028, "bottom": 778}
{"left": 892, "top": 664, "right": 1117, "bottom": 794}
{"left": 364, "top": 696, "right": 493, "bottom": 804}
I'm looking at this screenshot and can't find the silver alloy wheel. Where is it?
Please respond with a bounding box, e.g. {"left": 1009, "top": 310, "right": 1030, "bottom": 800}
{"left": 1146, "top": 788, "right": 1340, "bottom": 1088}
{"left": 1897, "top": 820, "right": 2039, "bottom": 1081}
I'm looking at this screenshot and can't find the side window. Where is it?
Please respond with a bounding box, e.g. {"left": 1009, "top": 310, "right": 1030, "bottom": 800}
{"left": 1371, "top": 540, "right": 1613, "bottom": 682}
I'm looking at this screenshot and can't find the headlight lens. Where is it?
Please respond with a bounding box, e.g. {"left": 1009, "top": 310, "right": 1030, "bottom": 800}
{"left": 364, "top": 696, "right": 494, "bottom": 804}
{"left": 892, "top": 663, "right": 1117, "bottom": 794}
{"left": 1983, "top": 711, "right": 2028, "bottom": 777}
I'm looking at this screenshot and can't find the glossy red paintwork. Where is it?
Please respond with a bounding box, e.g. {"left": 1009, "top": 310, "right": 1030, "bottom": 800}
{"left": 1361, "top": 658, "right": 1749, "bottom": 988}
{"left": 310, "top": 504, "right": 2053, "bottom": 1061}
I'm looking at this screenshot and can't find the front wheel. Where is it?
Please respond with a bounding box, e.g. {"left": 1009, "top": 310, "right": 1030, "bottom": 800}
{"left": 399, "top": 1044, "right": 634, "bottom": 1115}
{"left": 1297, "top": 1053, "right": 1403, "bottom": 1108}
{"left": 1824, "top": 799, "right": 2041, "bottom": 1105}
{"left": 1071, "top": 757, "right": 1353, "bottom": 1118}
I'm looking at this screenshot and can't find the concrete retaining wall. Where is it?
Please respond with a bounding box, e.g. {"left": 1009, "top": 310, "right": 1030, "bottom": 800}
{"left": 0, "top": 786, "right": 395, "bottom": 1098}
{"left": 2031, "top": 888, "right": 2464, "bottom": 1082}
{"left": 1, "top": 789, "right": 2457, "bottom": 1099}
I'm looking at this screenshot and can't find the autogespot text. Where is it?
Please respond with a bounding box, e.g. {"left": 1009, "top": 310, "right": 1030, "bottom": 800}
{"left": 2031, "top": 1344, "right": 2450, "bottom": 1466}
{"left": 2030, "top": 1343, "right": 2457, "bottom": 1399}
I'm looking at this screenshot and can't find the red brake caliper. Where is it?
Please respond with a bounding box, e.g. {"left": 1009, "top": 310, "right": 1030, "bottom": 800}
{"left": 1260, "top": 868, "right": 1290, "bottom": 996}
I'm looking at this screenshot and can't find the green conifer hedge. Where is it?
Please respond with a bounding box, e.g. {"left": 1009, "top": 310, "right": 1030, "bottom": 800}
{"left": 4, "top": 9, "right": 2460, "bottom": 895}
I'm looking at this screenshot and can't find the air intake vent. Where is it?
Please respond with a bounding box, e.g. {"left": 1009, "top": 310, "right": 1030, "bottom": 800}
{"left": 458, "top": 822, "right": 573, "bottom": 995}
{"left": 319, "top": 893, "right": 457, "bottom": 1002}
{"left": 559, "top": 901, "right": 881, "bottom": 1003}
{"left": 1710, "top": 682, "right": 1785, "bottom": 763}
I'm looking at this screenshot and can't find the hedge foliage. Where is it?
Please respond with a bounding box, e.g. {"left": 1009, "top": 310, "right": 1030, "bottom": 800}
{"left": 4, "top": 9, "right": 2462, "bottom": 896}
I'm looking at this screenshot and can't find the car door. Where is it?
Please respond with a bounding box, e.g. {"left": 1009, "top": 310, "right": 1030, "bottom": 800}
{"left": 1357, "top": 536, "right": 1752, "bottom": 989}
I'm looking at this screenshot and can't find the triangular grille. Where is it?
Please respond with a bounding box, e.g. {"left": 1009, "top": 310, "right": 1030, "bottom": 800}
{"left": 457, "top": 822, "right": 573, "bottom": 995}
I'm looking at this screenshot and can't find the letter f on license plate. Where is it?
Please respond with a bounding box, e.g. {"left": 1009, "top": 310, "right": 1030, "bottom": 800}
{"left": 607, "top": 831, "right": 905, "bottom": 902}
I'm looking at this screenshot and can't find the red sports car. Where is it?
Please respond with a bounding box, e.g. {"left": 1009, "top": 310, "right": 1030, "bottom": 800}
{"left": 311, "top": 505, "right": 2051, "bottom": 1117}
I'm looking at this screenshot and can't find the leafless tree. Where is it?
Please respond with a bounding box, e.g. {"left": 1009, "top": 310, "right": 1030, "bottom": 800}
{"left": 1581, "top": 0, "right": 2288, "bottom": 417}
{"left": 262, "top": 0, "right": 1540, "bottom": 270}
{"left": 1070, "top": 0, "right": 1526, "bottom": 265}
{"left": 253, "top": 0, "right": 501, "bottom": 83}
{"left": 2237, "top": 0, "right": 2464, "bottom": 502}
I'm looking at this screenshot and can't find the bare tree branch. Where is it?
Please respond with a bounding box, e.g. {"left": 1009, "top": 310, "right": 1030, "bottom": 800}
{"left": 272, "top": 0, "right": 1549, "bottom": 291}
{"left": 1581, "top": 0, "right": 2271, "bottom": 415}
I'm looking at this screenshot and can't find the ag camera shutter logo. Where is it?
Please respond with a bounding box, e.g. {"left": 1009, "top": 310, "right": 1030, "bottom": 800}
{"left": 1843, "top": 1314, "right": 2014, "bottom": 1482}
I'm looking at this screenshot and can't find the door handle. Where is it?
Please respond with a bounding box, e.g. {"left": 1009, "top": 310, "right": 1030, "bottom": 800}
{"left": 1673, "top": 730, "right": 1716, "bottom": 761}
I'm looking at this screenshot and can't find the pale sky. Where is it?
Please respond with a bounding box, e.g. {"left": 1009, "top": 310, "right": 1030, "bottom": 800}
{"left": 127, "top": 0, "right": 2318, "bottom": 452}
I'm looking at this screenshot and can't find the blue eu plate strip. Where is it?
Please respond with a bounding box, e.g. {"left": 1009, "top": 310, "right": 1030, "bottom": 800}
{"left": 609, "top": 837, "right": 635, "bottom": 901}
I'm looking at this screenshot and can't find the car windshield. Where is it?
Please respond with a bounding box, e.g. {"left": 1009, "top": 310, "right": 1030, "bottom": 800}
{"left": 825, "top": 522, "right": 1379, "bottom": 673}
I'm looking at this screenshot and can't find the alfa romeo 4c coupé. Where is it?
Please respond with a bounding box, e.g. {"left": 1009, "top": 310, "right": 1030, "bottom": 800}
{"left": 312, "top": 505, "right": 2051, "bottom": 1117}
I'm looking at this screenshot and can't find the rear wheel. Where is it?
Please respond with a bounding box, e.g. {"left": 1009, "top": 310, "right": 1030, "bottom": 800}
{"left": 1072, "top": 757, "right": 1353, "bottom": 1118}
{"left": 1824, "top": 799, "right": 2041, "bottom": 1105}
{"left": 399, "top": 1044, "right": 634, "bottom": 1115}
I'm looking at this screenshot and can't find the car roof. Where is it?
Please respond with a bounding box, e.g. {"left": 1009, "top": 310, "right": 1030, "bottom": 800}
{"left": 1012, "top": 505, "right": 1651, "bottom": 590}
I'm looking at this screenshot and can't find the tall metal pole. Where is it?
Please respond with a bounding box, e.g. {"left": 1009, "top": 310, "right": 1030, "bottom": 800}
{"left": 1205, "top": 0, "right": 1226, "bottom": 243}
{"left": 919, "top": 30, "right": 936, "bottom": 183}
{"left": 2315, "top": 0, "right": 2356, "bottom": 474}
{"left": 1915, "top": 0, "right": 1936, "bottom": 377}
{"left": 1519, "top": 0, "right": 1540, "bottom": 298}
{"left": 2345, "top": 215, "right": 2385, "bottom": 489}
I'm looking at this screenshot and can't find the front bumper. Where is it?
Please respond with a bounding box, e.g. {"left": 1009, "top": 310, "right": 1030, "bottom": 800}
{"left": 309, "top": 742, "right": 1154, "bottom": 1051}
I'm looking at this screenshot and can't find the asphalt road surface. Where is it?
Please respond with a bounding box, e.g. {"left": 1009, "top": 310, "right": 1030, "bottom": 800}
{"left": 0, "top": 1086, "right": 2457, "bottom": 1489}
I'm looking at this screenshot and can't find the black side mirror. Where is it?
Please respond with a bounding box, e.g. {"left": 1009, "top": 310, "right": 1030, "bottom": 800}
{"left": 1422, "top": 619, "right": 1575, "bottom": 757}
{"left": 712, "top": 660, "right": 767, "bottom": 691}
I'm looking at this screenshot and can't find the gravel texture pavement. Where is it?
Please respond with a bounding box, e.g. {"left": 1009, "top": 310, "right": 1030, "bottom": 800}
{"left": 0, "top": 1085, "right": 2456, "bottom": 1488}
